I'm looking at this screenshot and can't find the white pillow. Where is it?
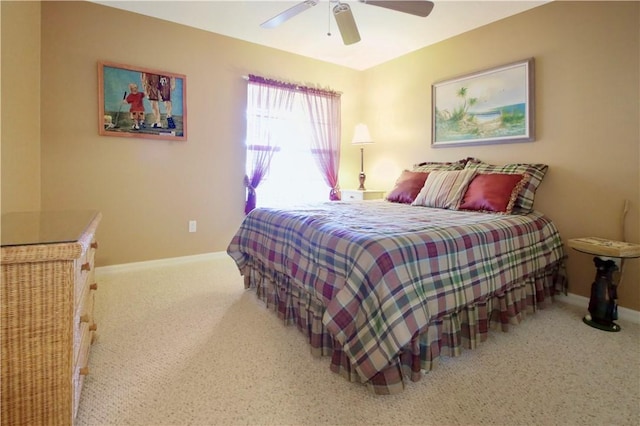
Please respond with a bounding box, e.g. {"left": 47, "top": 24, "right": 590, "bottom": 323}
{"left": 412, "top": 169, "right": 476, "bottom": 209}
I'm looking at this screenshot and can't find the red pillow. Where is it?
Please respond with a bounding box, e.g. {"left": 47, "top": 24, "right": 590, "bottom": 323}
{"left": 386, "top": 170, "right": 429, "bottom": 204}
{"left": 459, "top": 173, "right": 528, "bottom": 214}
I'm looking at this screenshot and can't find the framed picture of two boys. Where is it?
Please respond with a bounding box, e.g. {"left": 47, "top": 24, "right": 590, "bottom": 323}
{"left": 98, "top": 61, "right": 187, "bottom": 141}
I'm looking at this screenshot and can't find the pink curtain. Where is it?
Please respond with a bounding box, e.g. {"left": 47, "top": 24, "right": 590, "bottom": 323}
{"left": 301, "top": 89, "right": 342, "bottom": 201}
{"left": 244, "top": 76, "right": 295, "bottom": 214}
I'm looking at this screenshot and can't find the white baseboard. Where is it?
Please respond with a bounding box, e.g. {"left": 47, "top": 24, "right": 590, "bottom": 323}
{"left": 95, "top": 251, "right": 229, "bottom": 275}
{"left": 555, "top": 292, "right": 640, "bottom": 325}
{"left": 96, "top": 254, "right": 640, "bottom": 326}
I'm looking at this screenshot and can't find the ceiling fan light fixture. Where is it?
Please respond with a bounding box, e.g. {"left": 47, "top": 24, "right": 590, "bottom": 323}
{"left": 333, "top": 3, "right": 361, "bottom": 45}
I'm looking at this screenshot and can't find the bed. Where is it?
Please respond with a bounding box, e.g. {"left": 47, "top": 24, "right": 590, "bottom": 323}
{"left": 227, "top": 158, "right": 567, "bottom": 394}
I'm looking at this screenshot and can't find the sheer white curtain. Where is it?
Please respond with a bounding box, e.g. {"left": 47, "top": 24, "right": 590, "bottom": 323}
{"left": 301, "top": 89, "right": 342, "bottom": 200}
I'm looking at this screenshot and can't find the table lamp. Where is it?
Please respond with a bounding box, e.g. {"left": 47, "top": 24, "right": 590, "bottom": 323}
{"left": 351, "top": 123, "right": 374, "bottom": 190}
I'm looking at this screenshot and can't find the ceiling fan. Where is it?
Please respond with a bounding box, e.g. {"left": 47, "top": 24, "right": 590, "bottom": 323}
{"left": 260, "top": 0, "right": 435, "bottom": 45}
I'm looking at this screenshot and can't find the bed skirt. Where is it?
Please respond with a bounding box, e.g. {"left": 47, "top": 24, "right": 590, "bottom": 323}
{"left": 241, "top": 258, "right": 567, "bottom": 395}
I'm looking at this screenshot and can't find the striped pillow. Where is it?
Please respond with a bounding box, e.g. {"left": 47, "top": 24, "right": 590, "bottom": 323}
{"left": 464, "top": 160, "right": 548, "bottom": 213}
{"left": 412, "top": 169, "right": 476, "bottom": 209}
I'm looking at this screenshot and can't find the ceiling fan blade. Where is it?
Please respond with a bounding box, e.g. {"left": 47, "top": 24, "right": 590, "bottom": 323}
{"left": 261, "top": 0, "right": 319, "bottom": 29}
{"left": 333, "top": 3, "right": 361, "bottom": 45}
{"left": 360, "top": 0, "right": 434, "bottom": 18}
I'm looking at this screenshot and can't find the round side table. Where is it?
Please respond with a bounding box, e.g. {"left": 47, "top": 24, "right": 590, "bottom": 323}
{"left": 568, "top": 237, "right": 640, "bottom": 332}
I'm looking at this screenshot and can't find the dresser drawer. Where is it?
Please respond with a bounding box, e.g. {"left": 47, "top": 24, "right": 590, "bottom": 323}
{"left": 74, "top": 242, "right": 96, "bottom": 306}
{"left": 74, "top": 282, "right": 97, "bottom": 360}
{"left": 73, "top": 322, "right": 93, "bottom": 418}
{"left": 342, "top": 190, "right": 386, "bottom": 201}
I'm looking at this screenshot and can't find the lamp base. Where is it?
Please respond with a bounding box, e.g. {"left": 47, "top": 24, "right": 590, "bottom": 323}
{"left": 358, "top": 172, "right": 366, "bottom": 191}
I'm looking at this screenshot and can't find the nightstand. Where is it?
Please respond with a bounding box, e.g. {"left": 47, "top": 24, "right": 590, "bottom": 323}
{"left": 341, "top": 189, "right": 386, "bottom": 201}
{"left": 567, "top": 237, "right": 640, "bottom": 332}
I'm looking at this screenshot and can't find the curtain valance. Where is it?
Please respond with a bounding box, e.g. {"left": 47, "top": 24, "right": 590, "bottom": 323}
{"left": 246, "top": 74, "right": 341, "bottom": 98}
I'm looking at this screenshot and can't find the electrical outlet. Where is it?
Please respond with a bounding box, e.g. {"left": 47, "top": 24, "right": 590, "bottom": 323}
{"left": 188, "top": 220, "right": 197, "bottom": 233}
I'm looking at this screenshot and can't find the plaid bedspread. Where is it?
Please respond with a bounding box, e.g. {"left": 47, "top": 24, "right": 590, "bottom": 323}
{"left": 227, "top": 201, "right": 565, "bottom": 381}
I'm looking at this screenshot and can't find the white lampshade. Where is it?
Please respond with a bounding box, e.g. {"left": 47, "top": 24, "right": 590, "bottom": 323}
{"left": 351, "top": 123, "right": 374, "bottom": 145}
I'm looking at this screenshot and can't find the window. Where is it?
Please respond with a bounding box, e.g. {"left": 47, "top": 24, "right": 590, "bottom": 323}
{"left": 248, "top": 99, "right": 328, "bottom": 208}
{"left": 244, "top": 76, "right": 341, "bottom": 213}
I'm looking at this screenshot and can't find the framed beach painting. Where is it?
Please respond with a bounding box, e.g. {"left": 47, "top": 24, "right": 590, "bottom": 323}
{"left": 98, "top": 61, "right": 187, "bottom": 141}
{"left": 432, "top": 58, "right": 534, "bottom": 147}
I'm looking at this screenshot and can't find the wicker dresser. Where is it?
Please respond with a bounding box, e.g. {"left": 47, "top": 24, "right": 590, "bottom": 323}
{"left": 1, "top": 210, "right": 101, "bottom": 425}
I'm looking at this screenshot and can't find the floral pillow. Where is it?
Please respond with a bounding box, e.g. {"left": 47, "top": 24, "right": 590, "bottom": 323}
{"left": 386, "top": 170, "right": 429, "bottom": 204}
{"left": 412, "top": 169, "right": 476, "bottom": 209}
{"left": 458, "top": 173, "right": 529, "bottom": 214}
{"left": 464, "top": 159, "right": 548, "bottom": 213}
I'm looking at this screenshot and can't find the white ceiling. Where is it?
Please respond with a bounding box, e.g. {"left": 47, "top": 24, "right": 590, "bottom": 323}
{"left": 92, "top": 0, "right": 549, "bottom": 70}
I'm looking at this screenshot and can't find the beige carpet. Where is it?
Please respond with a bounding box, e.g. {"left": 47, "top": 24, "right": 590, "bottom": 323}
{"left": 76, "top": 255, "right": 640, "bottom": 426}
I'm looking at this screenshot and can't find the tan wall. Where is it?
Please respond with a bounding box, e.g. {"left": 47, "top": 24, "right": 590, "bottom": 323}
{"left": 34, "top": 1, "right": 362, "bottom": 266}
{"left": 362, "top": 1, "right": 640, "bottom": 310}
{"left": 2, "top": 2, "right": 638, "bottom": 310}
{"left": 1, "top": 1, "right": 41, "bottom": 213}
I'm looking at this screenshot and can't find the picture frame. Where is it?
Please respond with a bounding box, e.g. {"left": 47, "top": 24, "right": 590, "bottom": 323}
{"left": 432, "top": 58, "right": 534, "bottom": 147}
{"left": 98, "top": 61, "right": 187, "bottom": 141}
